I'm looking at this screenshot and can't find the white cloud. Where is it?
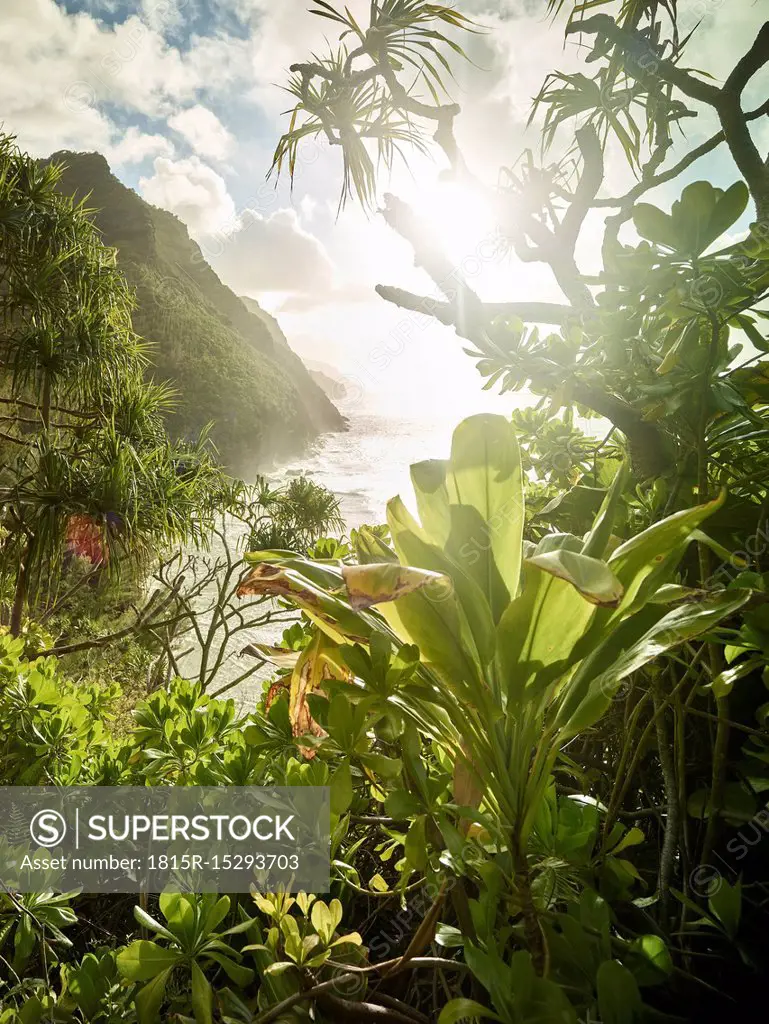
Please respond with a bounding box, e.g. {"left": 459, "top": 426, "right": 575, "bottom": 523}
{"left": 0, "top": 0, "right": 255, "bottom": 159}
{"left": 206, "top": 208, "right": 334, "bottom": 297}
{"left": 168, "top": 105, "right": 234, "bottom": 160}
{"left": 139, "top": 155, "right": 237, "bottom": 235}
{"left": 107, "top": 127, "right": 175, "bottom": 165}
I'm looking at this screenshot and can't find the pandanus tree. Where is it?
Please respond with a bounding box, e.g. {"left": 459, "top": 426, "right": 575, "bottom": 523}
{"left": 0, "top": 134, "right": 225, "bottom": 634}
{"left": 239, "top": 415, "right": 748, "bottom": 991}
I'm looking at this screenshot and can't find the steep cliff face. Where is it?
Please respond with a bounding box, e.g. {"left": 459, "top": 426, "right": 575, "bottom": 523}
{"left": 238, "top": 296, "right": 349, "bottom": 419}
{"left": 46, "top": 151, "right": 345, "bottom": 475}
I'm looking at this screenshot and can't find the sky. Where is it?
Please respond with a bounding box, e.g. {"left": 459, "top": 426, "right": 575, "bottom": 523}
{"left": 0, "top": 0, "right": 766, "bottom": 419}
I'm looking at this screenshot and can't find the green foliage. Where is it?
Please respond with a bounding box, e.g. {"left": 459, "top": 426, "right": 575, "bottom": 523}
{"left": 240, "top": 413, "right": 750, "bottom": 1017}
{"left": 4, "top": 4, "right": 769, "bottom": 1024}
{"left": 117, "top": 894, "right": 254, "bottom": 1024}
{"left": 246, "top": 475, "right": 344, "bottom": 552}
{"left": 0, "top": 134, "right": 227, "bottom": 636}
{"left": 0, "top": 888, "right": 78, "bottom": 973}
{"left": 272, "top": 1, "right": 479, "bottom": 209}
{"left": 0, "top": 631, "right": 117, "bottom": 785}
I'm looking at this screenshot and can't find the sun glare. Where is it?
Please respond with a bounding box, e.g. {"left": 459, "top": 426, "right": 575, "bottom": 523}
{"left": 419, "top": 180, "right": 498, "bottom": 266}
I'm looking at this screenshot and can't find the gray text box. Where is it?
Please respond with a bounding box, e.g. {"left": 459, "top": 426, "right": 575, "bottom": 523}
{"left": 0, "top": 787, "right": 329, "bottom": 893}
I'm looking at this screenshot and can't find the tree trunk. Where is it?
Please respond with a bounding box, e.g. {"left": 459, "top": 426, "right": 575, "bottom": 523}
{"left": 41, "top": 371, "right": 51, "bottom": 430}
{"left": 10, "top": 539, "right": 31, "bottom": 637}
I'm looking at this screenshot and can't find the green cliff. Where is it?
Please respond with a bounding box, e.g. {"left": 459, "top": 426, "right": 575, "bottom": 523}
{"left": 47, "top": 152, "right": 345, "bottom": 475}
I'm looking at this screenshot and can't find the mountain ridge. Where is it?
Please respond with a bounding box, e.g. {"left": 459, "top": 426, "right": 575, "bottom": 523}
{"left": 45, "top": 151, "right": 345, "bottom": 475}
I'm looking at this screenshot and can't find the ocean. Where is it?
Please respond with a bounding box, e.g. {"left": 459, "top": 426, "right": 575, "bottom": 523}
{"left": 272, "top": 404, "right": 462, "bottom": 529}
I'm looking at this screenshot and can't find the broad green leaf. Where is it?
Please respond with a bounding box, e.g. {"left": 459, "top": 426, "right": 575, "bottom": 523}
{"left": 132, "top": 906, "right": 175, "bottom": 942}
{"left": 375, "top": 538, "right": 485, "bottom": 700}
{"left": 446, "top": 414, "right": 524, "bottom": 601}
{"left": 411, "top": 459, "right": 452, "bottom": 547}
{"left": 190, "top": 961, "right": 213, "bottom": 1024}
{"left": 497, "top": 561, "right": 598, "bottom": 704}
{"left": 608, "top": 826, "right": 645, "bottom": 855}
{"left": 280, "top": 914, "right": 303, "bottom": 962}
{"left": 707, "top": 655, "right": 763, "bottom": 697}
{"left": 67, "top": 959, "right": 102, "bottom": 1019}
{"left": 627, "top": 934, "right": 673, "bottom": 981}
{"left": 360, "top": 751, "right": 403, "bottom": 779}
{"left": 596, "top": 960, "right": 643, "bottom": 1023}
{"left": 330, "top": 931, "right": 362, "bottom": 947}
{"left": 329, "top": 760, "right": 353, "bottom": 815}
{"left": 633, "top": 203, "right": 677, "bottom": 248}
{"left": 116, "top": 941, "right": 181, "bottom": 982}
{"left": 159, "top": 892, "right": 194, "bottom": 945}
{"left": 607, "top": 494, "right": 725, "bottom": 619}
{"left": 134, "top": 968, "right": 171, "bottom": 1024}
{"left": 311, "top": 898, "right": 343, "bottom": 945}
{"left": 582, "top": 461, "right": 629, "bottom": 559}
{"left": 387, "top": 495, "right": 495, "bottom": 667}
{"left": 709, "top": 878, "right": 741, "bottom": 938}
{"left": 525, "top": 549, "right": 623, "bottom": 606}
{"left": 444, "top": 503, "right": 510, "bottom": 623}
{"left": 707, "top": 181, "right": 749, "bottom": 248}
{"left": 671, "top": 180, "right": 749, "bottom": 255}
{"left": 204, "top": 951, "right": 254, "bottom": 988}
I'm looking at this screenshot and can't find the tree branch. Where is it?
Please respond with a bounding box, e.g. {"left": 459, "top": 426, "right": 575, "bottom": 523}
{"left": 593, "top": 100, "right": 769, "bottom": 209}
{"left": 374, "top": 285, "right": 574, "bottom": 327}
{"left": 571, "top": 15, "right": 769, "bottom": 217}
{"left": 567, "top": 14, "right": 721, "bottom": 106}
{"left": 715, "top": 22, "right": 769, "bottom": 219}
{"left": 560, "top": 125, "right": 604, "bottom": 250}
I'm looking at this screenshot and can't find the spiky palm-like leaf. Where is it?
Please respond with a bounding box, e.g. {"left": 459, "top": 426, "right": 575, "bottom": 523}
{"left": 271, "top": 2, "right": 477, "bottom": 209}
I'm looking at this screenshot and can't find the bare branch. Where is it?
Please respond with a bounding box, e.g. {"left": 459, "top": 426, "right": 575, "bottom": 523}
{"left": 559, "top": 125, "right": 604, "bottom": 251}
{"left": 374, "top": 285, "right": 574, "bottom": 327}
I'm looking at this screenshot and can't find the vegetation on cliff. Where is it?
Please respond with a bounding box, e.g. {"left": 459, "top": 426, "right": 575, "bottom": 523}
{"left": 48, "top": 152, "right": 345, "bottom": 474}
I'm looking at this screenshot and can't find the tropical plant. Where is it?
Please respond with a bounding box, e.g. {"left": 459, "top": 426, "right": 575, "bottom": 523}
{"left": 239, "top": 414, "right": 748, "bottom": 991}
{"left": 0, "top": 133, "right": 226, "bottom": 636}
{"left": 116, "top": 893, "right": 254, "bottom": 1024}
{"left": 0, "top": 887, "right": 78, "bottom": 974}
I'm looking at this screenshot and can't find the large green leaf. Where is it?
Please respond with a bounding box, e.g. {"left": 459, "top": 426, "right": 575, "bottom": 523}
{"left": 116, "top": 941, "right": 181, "bottom": 982}
{"left": 387, "top": 495, "right": 495, "bottom": 673}
{"left": 525, "top": 549, "right": 623, "bottom": 606}
{"left": 607, "top": 494, "right": 725, "bottom": 619}
{"left": 134, "top": 968, "right": 172, "bottom": 1024}
{"left": 581, "top": 461, "right": 629, "bottom": 559}
{"left": 190, "top": 961, "right": 213, "bottom": 1024}
{"left": 445, "top": 503, "right": 511, "bottom": 624}
{"left": 411, "top": 459, "right": 452, "bottom": 547}
{"left": 446, "top": 415, "right": 524, "bottom": 603}
{"left": 497, "top": 560, "right": 599, "bottom": 706}
{"left": 633, "top": 203, "right": 678, "bottom": 248}
{"left": 596, "top": 960, "right": 643, "bottom": 1024}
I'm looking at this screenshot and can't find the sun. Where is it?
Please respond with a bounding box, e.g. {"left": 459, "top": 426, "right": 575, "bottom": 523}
{"left": 418, "top": 179, "right": 498, "bottom": 266}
